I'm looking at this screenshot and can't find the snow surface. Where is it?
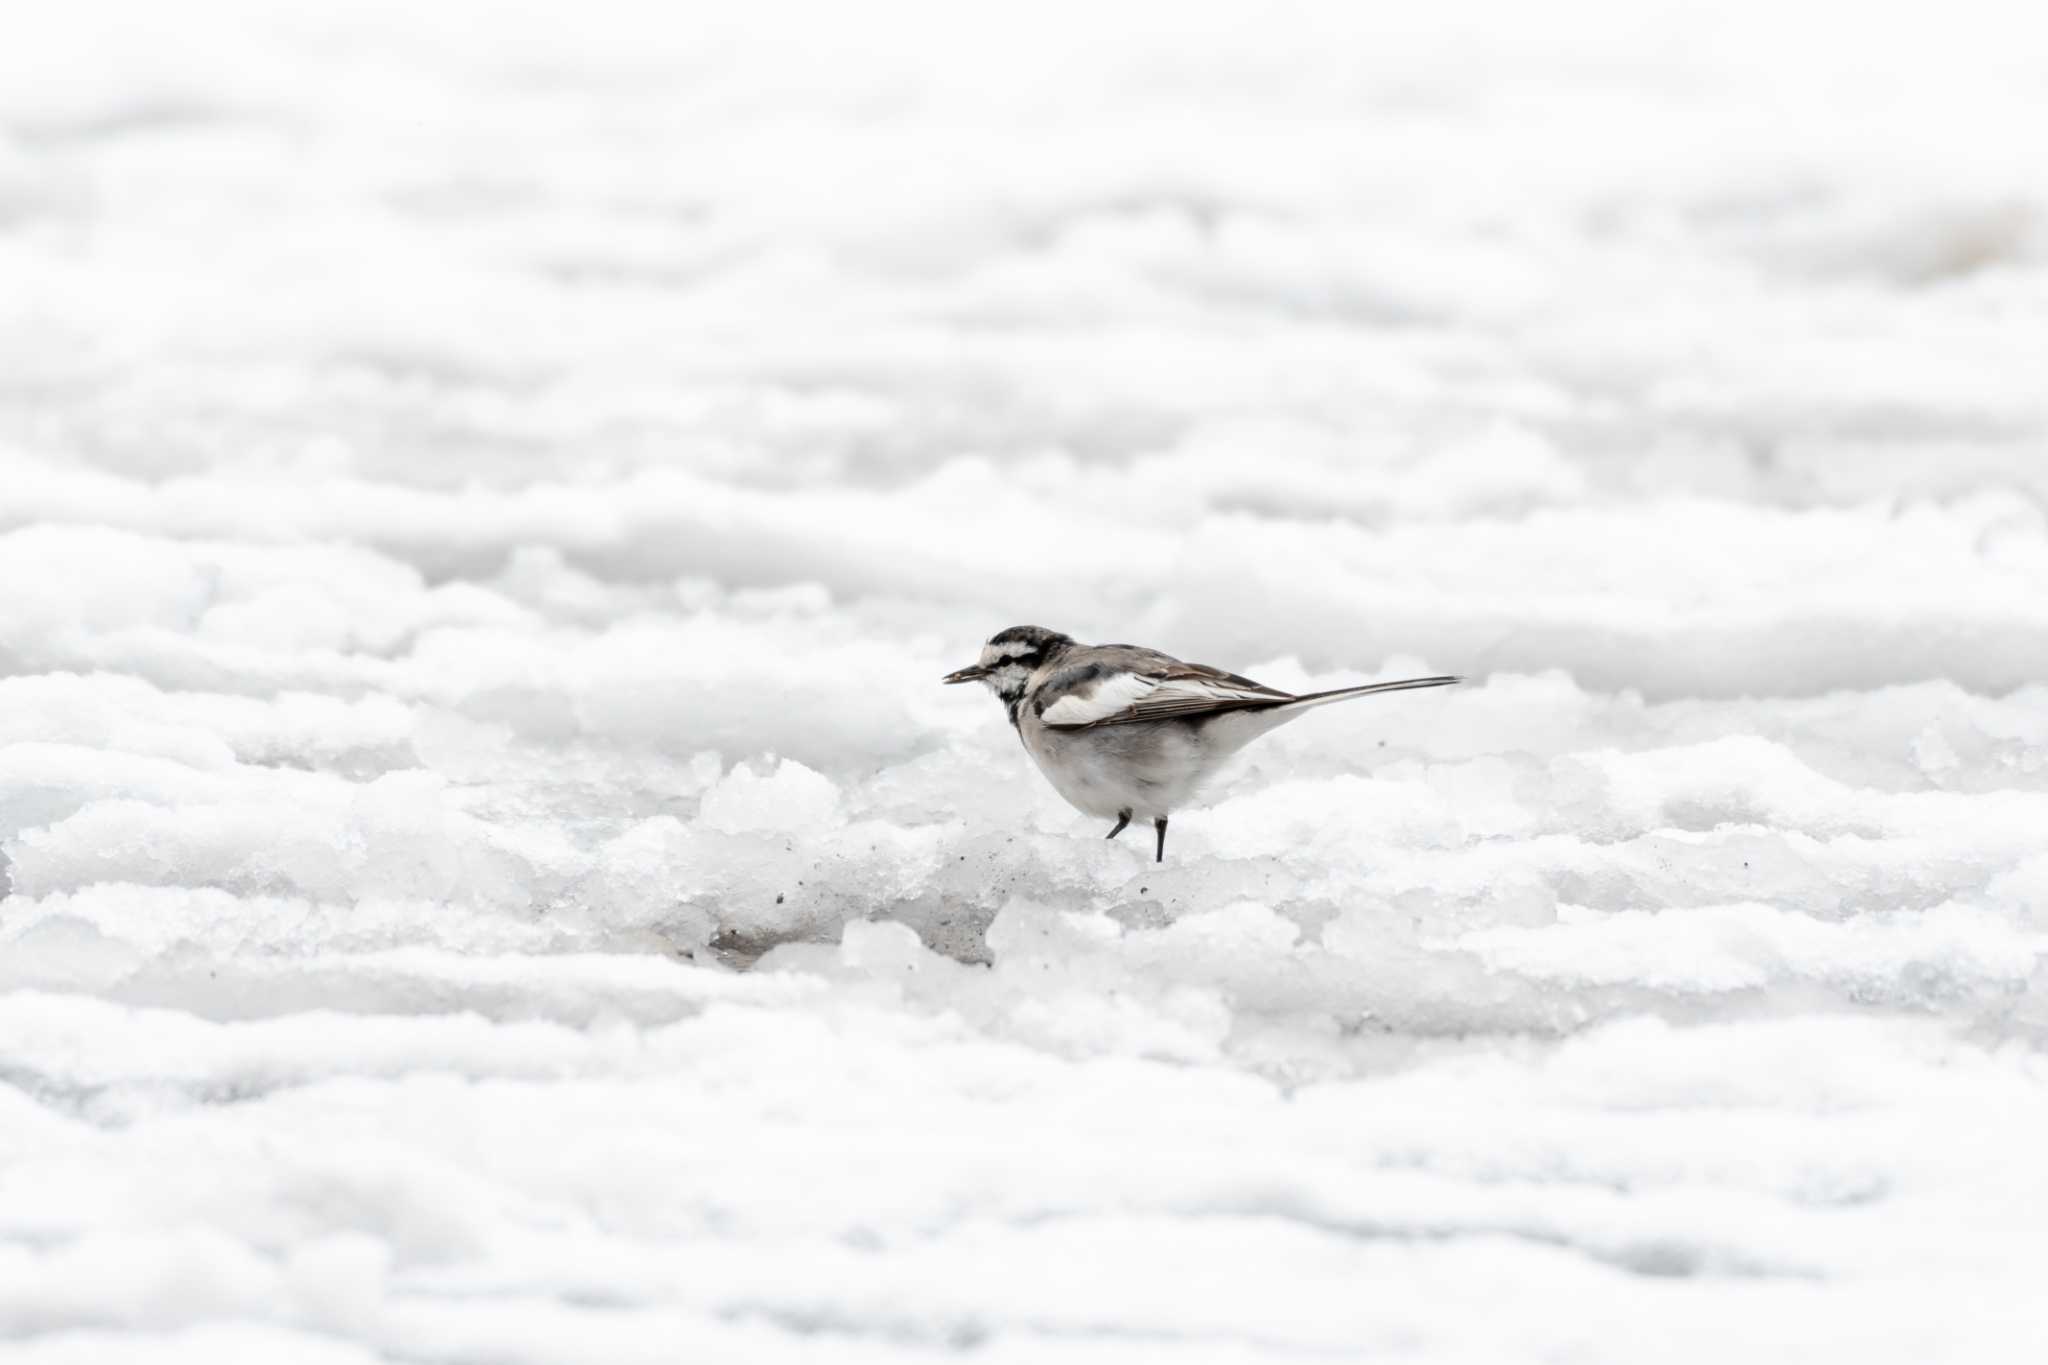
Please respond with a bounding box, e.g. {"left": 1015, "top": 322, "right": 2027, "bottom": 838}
{"left": 4, "top": 0, "right": 2048, "bottom": 1359}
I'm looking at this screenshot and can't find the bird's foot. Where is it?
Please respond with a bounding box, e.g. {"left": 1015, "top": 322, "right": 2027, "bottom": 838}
{"left": 1106, "top": 810, "right": 1131, "bottom": 840}
{"left": 1153, "top": 816, "right": 1168, "bottom": 862}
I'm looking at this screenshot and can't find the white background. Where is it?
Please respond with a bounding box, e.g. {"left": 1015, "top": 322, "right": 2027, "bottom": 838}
{"left": 3, "top": 2, "right": 2047, "bottom": 1360}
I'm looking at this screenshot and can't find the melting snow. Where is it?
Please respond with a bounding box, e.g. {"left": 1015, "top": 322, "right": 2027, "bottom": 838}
{"left": 4, "top": 0, "right": 2048, "bottom": 1359}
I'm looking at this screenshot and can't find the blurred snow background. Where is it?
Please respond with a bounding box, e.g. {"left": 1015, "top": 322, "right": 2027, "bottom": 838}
{"left": 4, "top": 0, "right": 2048, "bottom": 1359}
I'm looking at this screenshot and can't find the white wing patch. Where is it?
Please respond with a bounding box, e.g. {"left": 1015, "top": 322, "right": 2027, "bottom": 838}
{"left": 1039, "top": 671, "right": 1160, "bottom": 727}
{"left": 1038, "top": 671, "right": 1287, "bottom": 728}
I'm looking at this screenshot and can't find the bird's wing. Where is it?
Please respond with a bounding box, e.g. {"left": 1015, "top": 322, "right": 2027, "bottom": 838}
{"left": 1035, "top": 653, "right": 1293, "bottom": 729}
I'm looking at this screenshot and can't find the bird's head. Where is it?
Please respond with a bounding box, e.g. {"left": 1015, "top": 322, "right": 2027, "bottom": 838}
{"left": 942, "top": 625, "right": 1074, "bottom": 702}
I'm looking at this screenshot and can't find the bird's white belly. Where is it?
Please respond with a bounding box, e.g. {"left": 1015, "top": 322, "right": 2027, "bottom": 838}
{"left": 1017, "top": 715, "right": 1216, "bottom": 821}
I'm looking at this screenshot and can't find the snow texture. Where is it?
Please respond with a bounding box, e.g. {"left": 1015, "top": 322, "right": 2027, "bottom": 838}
{"left": 4, "top": 0, "right": 2048, "bottom": 1360}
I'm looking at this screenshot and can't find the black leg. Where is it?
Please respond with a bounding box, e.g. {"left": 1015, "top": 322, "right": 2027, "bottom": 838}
{"left": 1106, "top": 809, "right": 1131, "bottom": 840}
{"left": 1153, "top": 816, "right": 1168, "bottom": 862}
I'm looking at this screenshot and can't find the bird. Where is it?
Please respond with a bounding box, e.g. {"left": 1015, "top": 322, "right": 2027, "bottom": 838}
{"left": 943, "top": 626, "right": 1458, "bottom": 861}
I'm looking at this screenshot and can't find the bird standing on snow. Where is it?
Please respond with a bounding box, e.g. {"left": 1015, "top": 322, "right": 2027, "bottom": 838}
{"left": 943, "top": 625, "right": 1457, "bottom": 861}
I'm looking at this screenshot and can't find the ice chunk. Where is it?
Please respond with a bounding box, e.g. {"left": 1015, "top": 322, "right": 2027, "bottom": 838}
{"left": 697, "top": 758, "right": 844, "bottom": 835}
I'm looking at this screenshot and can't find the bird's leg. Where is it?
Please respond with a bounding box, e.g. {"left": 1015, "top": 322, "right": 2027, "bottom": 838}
{"left": 1153, "top": 816, "right": 1168, "bottom": 862}
{"left": 1105, "top": 809, "right": 1132, "bottom": 840}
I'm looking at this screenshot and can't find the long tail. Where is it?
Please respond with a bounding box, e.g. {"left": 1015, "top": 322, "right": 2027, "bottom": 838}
{"left": 1280, "top": 674, "right": 1461, "bottom": 711}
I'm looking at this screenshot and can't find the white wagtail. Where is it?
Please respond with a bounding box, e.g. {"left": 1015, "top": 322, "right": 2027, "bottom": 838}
{"left": 944, "top": 626, "right": 1458, "bottom": 861}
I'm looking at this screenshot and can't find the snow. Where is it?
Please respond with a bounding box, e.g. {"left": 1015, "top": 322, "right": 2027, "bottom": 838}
{"left": 4, "top": 0, "right": 2048, "bottom": 1359}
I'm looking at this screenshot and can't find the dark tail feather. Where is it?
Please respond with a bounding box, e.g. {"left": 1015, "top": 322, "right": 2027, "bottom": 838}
{"left": 1284, "top": 675, "right": 1461, "bottom": 709}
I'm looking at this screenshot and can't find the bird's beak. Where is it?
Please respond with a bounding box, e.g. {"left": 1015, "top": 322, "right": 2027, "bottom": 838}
{"left": 942, "top": 664, "right": 988, "bottom": 685}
